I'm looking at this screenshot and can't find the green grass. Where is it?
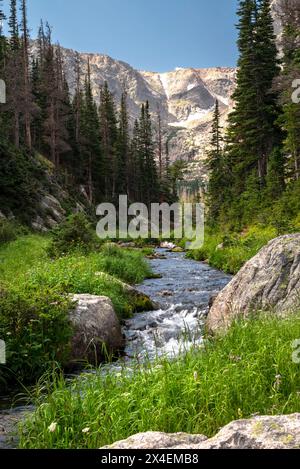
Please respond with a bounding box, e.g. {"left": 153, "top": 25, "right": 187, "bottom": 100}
{"left": 0, "top": 236, "right": 152, "bottom": 318}
{"left": 0, "top": 234, "right": 49, "bottom": 283}
{"left": 19, "top": 314, "right": 300, "bottom": 448}
{"left": 185, "top": 225, "right": 277, "bottom": 274}
{"left": 26, "top": 244, "right": 152, "bottom": 317}
{"left": 0, "top": 235, "right": 152, "bottom": 389}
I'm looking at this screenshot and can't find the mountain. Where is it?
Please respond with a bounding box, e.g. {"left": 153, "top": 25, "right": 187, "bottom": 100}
{"left": 42, "top": 1, "right": 281, "bottom": 189}
{"left": 56, "top": 46, "right": 236, "bottom": 186}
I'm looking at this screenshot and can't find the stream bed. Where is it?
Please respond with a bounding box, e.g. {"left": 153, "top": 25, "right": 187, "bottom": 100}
{"left": 123, "top": 248, "right": 231, "bottom": 361}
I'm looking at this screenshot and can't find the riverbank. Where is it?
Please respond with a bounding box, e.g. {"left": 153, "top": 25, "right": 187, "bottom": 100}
{"left": 18, "top": 313, "right": 300, "bottom": 449}
{"left": 0, "top": 234, "right": 153, "bottom": 392}
{"left": 183, "top": 225, "right": 279, "bottom": 274}
{"left": 2, "top": 229, "right": 300, "bottom": 449}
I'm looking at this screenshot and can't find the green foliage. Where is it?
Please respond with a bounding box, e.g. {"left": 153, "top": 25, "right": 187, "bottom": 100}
{"left": 187, "top": 225, "right": 277, "bottom": 274}
{"left": 206, "top": 100, "right": 225, "bottom": 222}
{"left": 0, "top": 284, "right": 73, "bottom": 391}
{"left": 0, "top": 234, "right": 152, "bottom": 389}
{"left": 0, "top": 142, "right": 44, "bottom": 224}
{"left": 28, "top": 244, "right": 152, "bottom": 316}
{"left": 47, "top": 213, "right": 99, "bottom": 258}
{"left": 0, "top": 219, "right": 17, "bottom": 244}
{"left": 19, "top": 314, "right": 300, "bottom": 448}
{"left": 208, "top": 0, "right": 284, "bottom": 228}
{"left": 0, "top": 234, "right": 49, "bottom": 283}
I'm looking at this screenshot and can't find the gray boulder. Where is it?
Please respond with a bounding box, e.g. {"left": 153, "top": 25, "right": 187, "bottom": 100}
{"left": 207, "top": 234, "right": 300, "bottom": 334}
{"left": 69, "top": 294, "right": 124, "bottom": 367}
{"left": 103, "top": 414, "right": 300, "bottom": 449}
{"left": 40, "top": 194, "right": 65, "bottom": 223}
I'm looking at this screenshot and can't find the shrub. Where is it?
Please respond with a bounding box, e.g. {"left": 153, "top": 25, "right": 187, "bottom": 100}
{"left": 47, "top": 213, "right": 99, "bottom": 258}
{"left": 0, "top": 284, "right": 73, "bottom": 391}
{"left": 0, "top": 219, "right": 17, "bottom": 245}
{"left": 187, "top": 225, "right": 277, "bottom": 274}
{"left": 0, "top": 142, "right": 44, "bottom": 224}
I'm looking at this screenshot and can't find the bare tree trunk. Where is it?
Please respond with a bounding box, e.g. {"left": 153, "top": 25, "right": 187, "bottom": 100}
{"left": 14, "top": 110, "right": 20, "bottom": 148}
{"left": 88, "top": 152, "right": 93, "bottom": 203}
{"left": 50, "top": 99, "right": 56, "bottom": 165}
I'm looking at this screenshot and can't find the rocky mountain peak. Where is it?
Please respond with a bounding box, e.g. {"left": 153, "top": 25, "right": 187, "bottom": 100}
{"left": 42, "top": 1, "right": 281, "bottom": 189}
{"left": 58, "top": 45, "right": 236, "bottom": 185}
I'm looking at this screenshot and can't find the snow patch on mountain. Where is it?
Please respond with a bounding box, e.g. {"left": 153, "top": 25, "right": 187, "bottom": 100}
{"left": 187, "top": 83, "right": 198, "bottom": 92}
{"left": 159, "top": 73, "right": 170, "bottom": 100}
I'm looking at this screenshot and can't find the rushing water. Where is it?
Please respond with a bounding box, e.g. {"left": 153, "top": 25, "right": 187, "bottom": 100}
{"left": 0, "top": 248, "right": 231, "bottom": 447}
{"left": 122, "top": 248, "right": 231, "bottom": 361}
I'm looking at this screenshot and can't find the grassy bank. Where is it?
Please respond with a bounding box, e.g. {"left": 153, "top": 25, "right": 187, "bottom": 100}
{"left": 0, "top": 233, "right": 152, "bottom": 390}
{"left": 19, "top": 314, "right": 300, "bottom": 448}
{"left": 184, "top": 225, "right": 278, "bottom": 274}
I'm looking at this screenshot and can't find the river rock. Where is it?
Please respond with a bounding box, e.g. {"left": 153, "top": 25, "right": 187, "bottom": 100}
{"left": 207, "top": 234, "right": 300, "bottom": 334}
{"left": 94, "top": 272, "right": 158, "bottom": 312}
{"left": 68, "top": 294, "right": 124, "bottom": 367}
{"left": 172, "top": 247, "right": 184, "bottom": 253}
{"left": 118, "top": 242, "right": 136, "bottom": 248}
{"left": 160, "top": 241, "right": 176, "bottom": 250}
{"left": 0, "top": 408, "right": 32, "bottom": 449}
{"left": 103, "top": 432, "right": 208, "bottom": 449}
{"left": 103, "top": 414, "right": 300, "bottom": 449}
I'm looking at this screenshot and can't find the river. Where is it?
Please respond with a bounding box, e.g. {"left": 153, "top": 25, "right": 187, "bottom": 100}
{"left": 0, "top": 248, "right": 231, "bottom": 448}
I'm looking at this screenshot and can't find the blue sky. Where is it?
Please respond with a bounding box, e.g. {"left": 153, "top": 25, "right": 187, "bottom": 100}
{"left": 4, "top": 0, "right": 239, "bottom": 71}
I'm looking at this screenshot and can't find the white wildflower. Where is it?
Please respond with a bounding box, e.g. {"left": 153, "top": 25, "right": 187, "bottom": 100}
{"left": 48, "top": 422, "right": 57, "bottom": 433}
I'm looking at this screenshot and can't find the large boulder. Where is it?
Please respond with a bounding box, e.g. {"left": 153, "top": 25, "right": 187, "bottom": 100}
{"left": 103, "top": 414, "right": 300, "bottom": 449}
{"left": 69, "top": 294, "right": 124, "bottom": 367}
{"left": 207, "top": 234, "right": 300, "bottom": 334}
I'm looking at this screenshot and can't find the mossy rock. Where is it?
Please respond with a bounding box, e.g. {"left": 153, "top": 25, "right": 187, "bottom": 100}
{"left": 172, "top": 247, "right": 184, "bottom": 253}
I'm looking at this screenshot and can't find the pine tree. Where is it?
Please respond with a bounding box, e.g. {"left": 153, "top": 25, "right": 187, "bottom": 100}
{"left": 0, "top": 0, "right": 6, "bottom": 140}
{"left": 99, "top": 81, "right": 118, "bottom": 200}
{"left": 223, "top": 0, "right": 281, "bottom": 224}
{"left": 138, "top": 101, "right": 159, "bottom": 206}
{"left": 0, "top": 0, "right": 6, "bottom": 68}
{"left": 81, "top": 59, "right": 102, "bottom": 202}
{"left": 8, "top": 0, "right": 19, "bottom": 51}
{"left": 5, "top": 0, "right": 23, "bottom": 147}
{"left": 20, "top": 0, "right": 33, "bottom": 149}
{"left": 115, "top": 90, "right": 129, "bottom": 196}
{"left": 206, "top": 100, "right": 225, "bottom": 222}
{"left": 128, "top": 119, "right": 141, "bottom": 201}
{"left": 276, "top": 0, "right": 300, "bottom": 180}
{"left": 254, "top": 0, "right": 281, "bottom": 183}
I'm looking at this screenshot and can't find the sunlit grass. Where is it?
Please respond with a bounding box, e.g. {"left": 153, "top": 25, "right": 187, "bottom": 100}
{"left": 185, "top": 225, "right": 277, "bottom": 274}
{"left": 0, "top": 234, "right": 50, "bottom": 283}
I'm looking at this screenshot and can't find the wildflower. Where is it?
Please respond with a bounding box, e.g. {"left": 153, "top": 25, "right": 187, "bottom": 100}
{"left": 48, "top": 422, "right": 57, "bottom": 433}
{"left": 273, "top": 374, "right": 282, "bottom": 390}
{"left": 82, "top": 427, "right": 90, "bottom": 434}
{"left": 229, "top": 354, "right": 242, "bottom": 362}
